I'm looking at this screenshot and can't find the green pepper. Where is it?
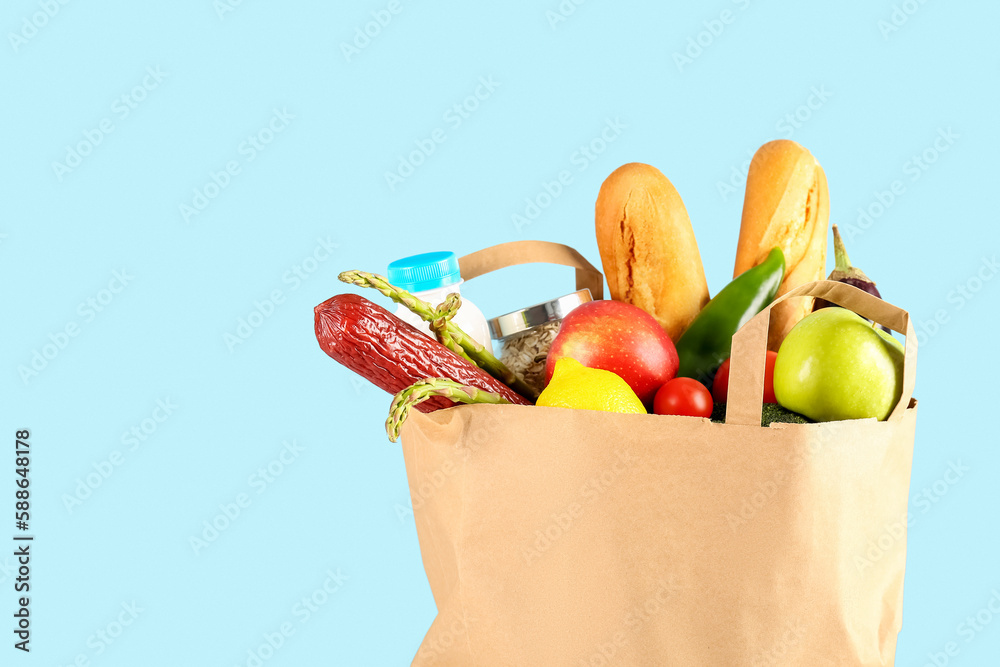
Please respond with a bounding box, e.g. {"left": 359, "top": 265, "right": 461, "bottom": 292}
{"left": 675, "top": 247, "right": 786, "bottom": 387}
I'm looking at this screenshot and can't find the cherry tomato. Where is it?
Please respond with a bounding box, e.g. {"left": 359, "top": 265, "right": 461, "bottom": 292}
{"left": 653, "top": 378, "right": 714, "bottom": 418}
{"left": 712, "top": 351, "right": 779, "bottom": 404}
{"left": 712, "top": 360, "right": 732, "bottom": 404}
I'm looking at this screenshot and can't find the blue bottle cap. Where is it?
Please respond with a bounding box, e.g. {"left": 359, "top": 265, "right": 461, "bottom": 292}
{"left": 387, "top": 251, "right": 461, "bottom": 293}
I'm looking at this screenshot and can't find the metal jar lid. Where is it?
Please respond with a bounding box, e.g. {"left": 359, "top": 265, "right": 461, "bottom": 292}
{"left": 488, "top": 289, "right": 592, "bottom": 339}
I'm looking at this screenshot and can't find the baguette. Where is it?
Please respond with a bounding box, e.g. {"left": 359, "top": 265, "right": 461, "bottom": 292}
{"left": 595, "top": 163, "right": 710, "bottom": 341}
{"left": 735, "top": 140, "right": 830, "bottom": 350}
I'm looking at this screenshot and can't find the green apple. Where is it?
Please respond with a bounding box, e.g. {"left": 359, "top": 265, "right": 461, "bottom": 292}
{"left": 773, "top": 308, "right": 904, "bottom": 422}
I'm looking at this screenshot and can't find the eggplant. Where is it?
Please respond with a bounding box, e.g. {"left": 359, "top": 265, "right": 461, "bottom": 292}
{"left": 814, "top": 224, "right": 890, "bottom": 332}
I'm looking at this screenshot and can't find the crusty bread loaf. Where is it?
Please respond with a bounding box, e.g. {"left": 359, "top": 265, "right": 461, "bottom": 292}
{"left": 595, "top": 163, "right": 710, "bottom": 341}
{"left": 735, "top": 140, "right": 830, "bottom": 351}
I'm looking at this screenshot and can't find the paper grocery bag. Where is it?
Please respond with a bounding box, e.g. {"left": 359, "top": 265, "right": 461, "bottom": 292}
{"left": 400, "top": 249, "right": 918, "bottom": 666}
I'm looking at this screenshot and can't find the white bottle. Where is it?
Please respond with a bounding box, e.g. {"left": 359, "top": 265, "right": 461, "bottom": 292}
{"left": 387, "top": 251, "right": 493, "bottom": 355}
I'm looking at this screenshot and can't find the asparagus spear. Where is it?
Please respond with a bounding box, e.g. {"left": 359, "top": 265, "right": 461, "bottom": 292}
{"left": 431, "top": 292, "right": 462, "bottom": 333}
{"left": 427, "top": 292, "right": 474, "bottom": 365}
{"left": 338, "top": 270, "right": 539, "bottom": 400}
{"left": 386, "top": 378, "right": 510, "bottom": 442}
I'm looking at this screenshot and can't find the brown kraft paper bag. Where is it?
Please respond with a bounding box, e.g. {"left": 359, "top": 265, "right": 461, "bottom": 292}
{"left": 400, "top": 242, "right": 918, "bottom": 666}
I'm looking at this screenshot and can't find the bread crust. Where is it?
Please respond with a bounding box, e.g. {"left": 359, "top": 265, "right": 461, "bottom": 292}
{"left": 595, "top": 163, "right": 710, "bottom": 341}
{"left": 735, "top": 140, "right": 830, "bottom": 350}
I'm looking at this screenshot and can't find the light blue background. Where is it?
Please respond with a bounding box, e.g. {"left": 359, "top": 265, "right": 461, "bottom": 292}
{"left": 2, "top": 1, "right": 998, "bottom": 665}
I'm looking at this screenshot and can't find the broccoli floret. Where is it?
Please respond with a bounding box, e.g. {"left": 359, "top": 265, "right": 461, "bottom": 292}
{"left": 761, "top": 403, "right": 812, "bottom": 426}
{"left": 710, "top": 403, "right": 812, "bottom": 426}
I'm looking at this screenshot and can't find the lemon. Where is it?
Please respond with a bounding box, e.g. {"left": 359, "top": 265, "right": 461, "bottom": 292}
{"left": 537, "top": 357, "right": 646, "bottom": 414}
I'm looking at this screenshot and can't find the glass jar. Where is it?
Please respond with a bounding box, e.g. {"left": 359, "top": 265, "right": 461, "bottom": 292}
{"left": 488, "top": 289, "right": 592, "bottom": 395}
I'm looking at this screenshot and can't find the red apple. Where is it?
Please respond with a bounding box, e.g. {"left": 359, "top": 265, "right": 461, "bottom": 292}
{"left": 545, "top": 300, "right": 679, "bottom": 406}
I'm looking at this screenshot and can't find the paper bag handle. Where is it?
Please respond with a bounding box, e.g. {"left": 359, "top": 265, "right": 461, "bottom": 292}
{"left": 457, "top": 240, "right": 604, "bottom": 300}
{"left": 726, "top": 281, "right": 917, "bottom": 426}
